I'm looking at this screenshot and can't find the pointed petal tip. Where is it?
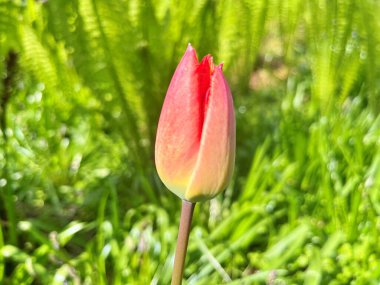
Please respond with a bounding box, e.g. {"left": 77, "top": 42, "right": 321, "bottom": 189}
{"left": 201, "top": 54, "right": 213, "bottom": 62}
{"left": 209, "top": 56, "right": 214, "bottom": 66}
{"left": 183, "top": 43, "right": 198, "bottom": 63}
{"left": 199, "top": 54, "right": 215, "bottom": 73}
{"left": 187, "top": 43, "right": 194, "bottom": 51}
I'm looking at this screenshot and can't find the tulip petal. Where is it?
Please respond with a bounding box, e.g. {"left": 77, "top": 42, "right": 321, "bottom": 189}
{"left": 185, "top": 65, "right": 236, "bottom": 202}
{"left": 155, "top": 45, "right": 205, "bottom": 198}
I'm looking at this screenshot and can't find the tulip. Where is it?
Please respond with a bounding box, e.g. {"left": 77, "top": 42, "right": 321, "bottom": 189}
{"left": 155, "top": 44, "right": 235, "bottom": 203}
{"left": 155, "top": 45, "right": 235, "bottom": 285}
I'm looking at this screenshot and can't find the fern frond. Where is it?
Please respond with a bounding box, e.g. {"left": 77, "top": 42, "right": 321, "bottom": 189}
{"left": 20, "top": 26, "right": 57, "bottom": 92}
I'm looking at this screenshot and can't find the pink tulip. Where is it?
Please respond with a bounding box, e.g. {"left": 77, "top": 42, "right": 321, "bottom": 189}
{"left": 155, "top": 45, "right": 235, "bottom": 202}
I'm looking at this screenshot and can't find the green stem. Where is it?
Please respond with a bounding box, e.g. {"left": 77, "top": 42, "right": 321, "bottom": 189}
{"left": 171, "top": 200, "right": 195, "bottom": 285}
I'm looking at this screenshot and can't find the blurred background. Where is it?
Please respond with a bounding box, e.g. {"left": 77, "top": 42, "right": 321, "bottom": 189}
{"left": 1, "top": 0, "right": 380, "bottom": 284}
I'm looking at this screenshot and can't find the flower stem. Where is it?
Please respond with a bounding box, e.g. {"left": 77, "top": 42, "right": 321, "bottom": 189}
{"left": 171, "top": 200, "right": 195, "bottom": 285}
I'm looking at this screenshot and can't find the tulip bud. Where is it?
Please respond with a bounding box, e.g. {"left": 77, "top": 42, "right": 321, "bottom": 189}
{"left": 155, "top": 45, "right": 235, "bottom": 202}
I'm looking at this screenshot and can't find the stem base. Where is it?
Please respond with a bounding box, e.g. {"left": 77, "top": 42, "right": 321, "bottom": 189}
{"left": 171, "top": 200, "right": 195, "bottom": 285}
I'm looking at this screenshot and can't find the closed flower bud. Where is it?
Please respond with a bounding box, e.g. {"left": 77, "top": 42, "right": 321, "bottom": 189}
{"left": 155, "top": 45, "right": 235, "bottom": 202}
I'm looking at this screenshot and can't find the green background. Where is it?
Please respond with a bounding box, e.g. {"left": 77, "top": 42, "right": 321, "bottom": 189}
{"left": 1, "top": 0, "right": 380, "bottom": 284}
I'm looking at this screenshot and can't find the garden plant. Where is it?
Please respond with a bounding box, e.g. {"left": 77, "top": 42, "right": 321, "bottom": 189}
{"left": 0, "top": 0, "right": 380, "bottom": 284}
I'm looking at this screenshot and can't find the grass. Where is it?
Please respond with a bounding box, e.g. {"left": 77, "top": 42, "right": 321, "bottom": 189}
{"left": 0, "top": 0, "right": 380, "bottom": 284}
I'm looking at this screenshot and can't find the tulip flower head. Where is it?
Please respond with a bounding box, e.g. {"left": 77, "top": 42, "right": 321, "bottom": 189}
{"left": 155, "top": 45, "right": 235, "bottom": 202}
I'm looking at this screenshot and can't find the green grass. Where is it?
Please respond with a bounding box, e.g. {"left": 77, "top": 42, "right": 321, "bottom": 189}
{"left": 1, "top": 0, "right": 380, "bottom": 284}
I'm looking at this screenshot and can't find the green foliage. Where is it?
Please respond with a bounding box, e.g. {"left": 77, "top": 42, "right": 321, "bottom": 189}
{"left": 1, "top": 0, "right": 380, "bottom": 284}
